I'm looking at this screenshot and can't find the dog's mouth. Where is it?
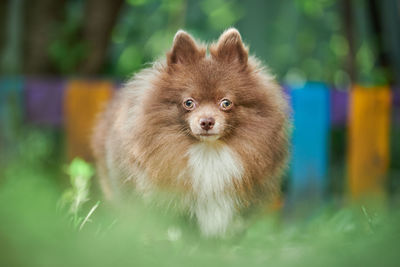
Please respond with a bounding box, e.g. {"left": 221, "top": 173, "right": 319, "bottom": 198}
{"left": 197, "top": 132, "right": 220, "bottom": 141}
{"left": 199, "top": 133, "right": 217, "bottom": 136}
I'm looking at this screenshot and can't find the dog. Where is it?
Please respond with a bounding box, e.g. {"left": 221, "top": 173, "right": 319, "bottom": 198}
{"left": 91, "top": 28, "right": 290, "bottom": 237}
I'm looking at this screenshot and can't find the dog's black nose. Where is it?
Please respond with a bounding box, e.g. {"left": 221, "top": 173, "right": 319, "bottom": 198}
{"left": 199, "top": 117, "right": 215, "bottom": 130}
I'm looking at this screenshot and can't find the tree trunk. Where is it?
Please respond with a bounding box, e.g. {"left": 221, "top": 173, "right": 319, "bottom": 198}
{"left": 367, "top": 0, "right": 393, "bottom": 85}
{"left": 78, "top": 0, "right": 124, "bottom": 75}
{"left": 0, "top": 0, "right": 8, "bottom": 58}
{"left": 342, "top": 0, "right": 356, "bottom": 83}
{"left": 1, "top": 0, "right": 24, "bottom": 74}
{"left": 23, "top": 0, "right": 66, "bottom": 74}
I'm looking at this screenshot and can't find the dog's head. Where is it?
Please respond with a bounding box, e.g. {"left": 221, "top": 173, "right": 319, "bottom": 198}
{"left": 147, "top": 28, "right": 268, "bottom": 143}
{"left": 141, "top": 28, "right": 284, "bottom": 145}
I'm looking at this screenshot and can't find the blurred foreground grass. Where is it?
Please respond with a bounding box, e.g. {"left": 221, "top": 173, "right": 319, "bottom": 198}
{"left": 0, "top": 129, "right": 399, "bottom": 267}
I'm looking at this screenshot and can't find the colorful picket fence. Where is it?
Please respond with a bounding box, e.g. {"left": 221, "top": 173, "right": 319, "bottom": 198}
{"left": 0, "top": 77, "right": 397, "bottom": 200}
{"left": 288, "top": 82, "right": 330, "bottom": 201}
{"left": 64, "top": 80, "right": 114, "bottom": 160}
{"left": 348, "top": 86, "right": 392, "bottom": 198}
{"left": 25, "top": 78, "right": 64, "bottom": 126}
{"left": 0, "top": 77, "right": 23, "bottom": 144}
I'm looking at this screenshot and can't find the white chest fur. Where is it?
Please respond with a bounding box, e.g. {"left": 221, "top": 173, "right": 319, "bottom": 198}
{"left": 187, "top": 142, "right": 244, "bottom": 236}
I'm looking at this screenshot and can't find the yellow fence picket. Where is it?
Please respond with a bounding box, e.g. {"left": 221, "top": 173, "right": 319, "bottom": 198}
{"left": 64, "top": 80, "right": 114, "bottom": 161}
{"left": 348, "top": 85, "right": 391, "bottom": 198}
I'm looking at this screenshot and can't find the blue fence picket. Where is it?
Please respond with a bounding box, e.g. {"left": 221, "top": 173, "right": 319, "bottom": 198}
{"left": 288, "top": 82, "right": 330, "bottom": 201}
{"left": 0, "top": 77, "right": 24, "bottom": 143}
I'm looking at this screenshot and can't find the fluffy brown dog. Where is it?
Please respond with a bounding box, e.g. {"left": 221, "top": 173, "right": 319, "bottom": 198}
{"left": 91, "top": 28, "right": 290, "bottom": 237}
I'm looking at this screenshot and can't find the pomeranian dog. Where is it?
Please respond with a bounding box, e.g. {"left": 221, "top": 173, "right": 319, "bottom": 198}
{"left": 91, "top": 28, "right": 290, "bottom": 237}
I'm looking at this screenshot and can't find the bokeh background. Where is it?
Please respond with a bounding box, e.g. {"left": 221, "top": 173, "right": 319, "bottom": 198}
{"left": 1, "top": 0, "right": 400, "bottom": 266}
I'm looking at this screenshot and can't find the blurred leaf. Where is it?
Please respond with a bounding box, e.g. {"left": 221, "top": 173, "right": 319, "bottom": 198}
{"left": 200, "top": 0, "right": 243, "bottom": 30}
{"left": 145, "top": 30, "right": 176, "bottom": 56}
{"left": 356, "top": 42, "right": 375, "bottom": 74}
{"left": 48, "top": 0, "right": 86, "bottom": 74}
{"left": 330, "top": 34, "right": 349, "bottom": 58}
{"left": 116, "top": 45, "right": 144, "bottom": 76}
{"left": 127, "top": 0, "right": 151, "bottom": 6}
{"left": 297, "top": 30, "right": 316, "bottom": 54}
{"left": 333, "top": 69, "right": 351, "bottom": 88}
{"left": 64, "top": 157, "right": 94, "bottom": 180}
{"left": 59, "top": 158, "right": 95, "bottom": 228}
{"left": 160, "top": 0, "right": 185, "bottom": 13}
{"left": 296, "top": 0, "right": 335, "bottom": 19}
{"left": 284, "top": 68, "right": 307, "bottom": 86}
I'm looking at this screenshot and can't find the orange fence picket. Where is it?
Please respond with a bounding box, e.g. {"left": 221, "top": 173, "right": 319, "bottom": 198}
{"left": 64, "top": 80, "right": 114, "bottom": 161}
{"left": 348, "top": 85, "right": 391, "bottom": 198}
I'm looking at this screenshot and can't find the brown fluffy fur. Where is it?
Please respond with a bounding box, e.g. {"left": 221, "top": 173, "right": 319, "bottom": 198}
{"left": 91, "top": 28, "right": 290, "bottom": 236}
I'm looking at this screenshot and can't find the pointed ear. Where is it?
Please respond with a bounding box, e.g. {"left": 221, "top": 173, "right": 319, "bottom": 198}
{"left": 210, "top": 28, "right": 248, "bottom": 66}
{"left": 167, "top": 30, "right": 204, "bottom": 66}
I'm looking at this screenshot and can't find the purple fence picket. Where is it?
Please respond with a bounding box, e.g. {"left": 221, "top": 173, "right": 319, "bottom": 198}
{"left": 283, "top": 86, "right": 291, "bottom": 105}
{"left": 114, "top": 80, "right": 124, "bottom": 90}
{"left": 393, "top": 88, "right": 400, "bottom": 125}
{"left": 25, "top": 78, "right": 65, "bottom": 126}
{"left": 331, "top": 89, "right": 349, "bottom": 127}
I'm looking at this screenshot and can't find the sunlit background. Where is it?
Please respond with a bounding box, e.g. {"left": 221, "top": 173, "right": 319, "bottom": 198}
{"left": 1, "top": 0, "right": 400, "bottom": 266}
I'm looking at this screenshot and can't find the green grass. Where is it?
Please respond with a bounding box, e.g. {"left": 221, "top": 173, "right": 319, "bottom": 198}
{"left": 1, "top": 130, "right": 399, "bottom": 267}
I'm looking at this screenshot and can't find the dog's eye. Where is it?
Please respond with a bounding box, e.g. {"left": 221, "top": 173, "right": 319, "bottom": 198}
{"left": 183, "top": 99, "right": 195, "bottom": 110}
{"left": 220, "top": 99, "right": 233, "bottom": 110}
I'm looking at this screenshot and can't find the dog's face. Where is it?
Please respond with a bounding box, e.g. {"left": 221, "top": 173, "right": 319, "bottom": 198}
{"left": 149, "top": 29, "right": 270, "bottom": 143}
{"left": 176, "top": 60, "right": 240, "bottom": 141}
{"left": 183, "top": 96, "right": 233, "bottom": 141}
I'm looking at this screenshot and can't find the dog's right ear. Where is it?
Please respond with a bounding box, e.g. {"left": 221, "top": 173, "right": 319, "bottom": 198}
{"left": 210, "top": 28, "right": 248, "bottom": 67}
{"left": 167, "top": 30, "right": 204, "bottom": 66}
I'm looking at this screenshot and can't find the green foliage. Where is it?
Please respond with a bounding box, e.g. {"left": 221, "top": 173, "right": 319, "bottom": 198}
{"left": 200, "top": 0, "right": 244, "bottom": 30}
{"left": 49, "top": 0, "right": 87, "bottom": 74}
{"left": 127, "top": 0, "right": 151, "bottom": 6}
{"left": 59, "top": 158, "right": 97, "bottom": 229}
{"left": 2, "top": 0, "right": 392, "bottom": 85}
{"left": 251, "top": 0, "right": 348, "bottom": 85}
{"left": 295, "top": 0, "right": 336, "bottom": 19}
{"left": 110, "top": 0, "right": 244, "bottom": 77}
{"left": 1, "top": 130, "right": 400, "bottom": 267}
{"left": 356, "top": 42, "right": 388, "bottom": 86}
{"left": 351, "top": 0, "right": 391, "bottom": 86}
{"left": 39, "top": 0, "right": 391, "bottom": 86}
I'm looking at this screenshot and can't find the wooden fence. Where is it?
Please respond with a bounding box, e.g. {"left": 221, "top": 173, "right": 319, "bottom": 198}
{"left": 0, "top": 77, "right": 398, "bottom": 199}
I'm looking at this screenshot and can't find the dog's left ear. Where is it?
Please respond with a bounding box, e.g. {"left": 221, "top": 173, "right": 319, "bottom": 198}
{"left": 210, "top": 28, "right": 248, "bottom": 66}
{"left": 167, "top": 30, "right": 204, "bottom": 66}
